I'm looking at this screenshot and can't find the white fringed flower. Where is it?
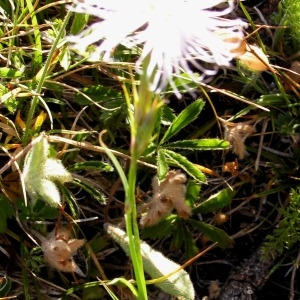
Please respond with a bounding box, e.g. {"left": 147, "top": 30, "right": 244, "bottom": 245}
{"left": 69, "top": 0, "right": 246, "bottom": 96}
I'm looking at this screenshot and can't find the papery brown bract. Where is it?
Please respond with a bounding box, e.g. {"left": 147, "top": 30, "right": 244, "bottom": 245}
{"left": 223, "top": 122, "right": 256, "bottom": 159}
{"left": 140, "top": 170, "right": 191, "bottom": 227}
{"left": 41, "top": 227, "right": 85, "bottom": 277}
{"left": 140, "top": 196, "right": 174, "bottom": 227}
{"left": 236, "top": 44, "right": 270, "bottom": 71}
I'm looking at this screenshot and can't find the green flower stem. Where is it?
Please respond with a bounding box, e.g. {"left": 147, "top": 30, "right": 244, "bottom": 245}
{"left": 123, "top": 57, "right": 163, "bottom": 298}
{"left": 23, "top": 8, "right": 73, "bottom": 143}
{"left": 125, "top": 154, "right": 148, "bottom": 300}
{"left": 122, "top": 82, "right": 148, "bottom": 299}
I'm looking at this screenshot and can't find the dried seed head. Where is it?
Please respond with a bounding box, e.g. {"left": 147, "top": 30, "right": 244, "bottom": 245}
{"left": 208, "top": 280, "right": 221, "bottom": 299}
{"left": 223, "top": 122, "right": 256, "bottom": 159}
{"left": 140, "top": 196, "right": 174, "bottom": 227}
{"left": 213, "top": 212, "right": 229, "bottom": 226}
{"left": 140, "top": 170, "right": 191, "bottom": 227}
{"left": 41, "top": 227, "right": 85, "bottom": 277}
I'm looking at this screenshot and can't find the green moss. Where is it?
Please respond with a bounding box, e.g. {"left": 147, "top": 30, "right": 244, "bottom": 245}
{"left": 262, "top": 187, "right": 300, "bottom": 258}
{"left": 273, "top": 0, "right": 300, "bottom": 53}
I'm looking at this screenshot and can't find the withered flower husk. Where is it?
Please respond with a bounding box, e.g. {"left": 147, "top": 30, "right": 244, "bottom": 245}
{"left": 140, "top": 170, "right": 191, "bottom": 227}
{"left": 41, "top": 227, "right": 85, "bottom": 277}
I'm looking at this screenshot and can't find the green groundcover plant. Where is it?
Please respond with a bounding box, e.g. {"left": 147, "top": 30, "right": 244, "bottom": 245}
{"left": 1, "top": 0, "right": 300, "bottom": 299}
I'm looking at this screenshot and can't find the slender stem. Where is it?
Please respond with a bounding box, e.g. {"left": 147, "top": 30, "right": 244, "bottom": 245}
{"left": 23, "top": 8, "right": 73, "bottom": 143}
{"left": 125, "top": 154, "right": 147, "bottom": 300}
{"left": 123, "top": 81, "right": 148, "bottom": 299}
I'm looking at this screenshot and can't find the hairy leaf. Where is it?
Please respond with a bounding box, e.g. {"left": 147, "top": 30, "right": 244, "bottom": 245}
{"left": 162, "top": 149, "right": 206, "bottom": 183}
{"left": 105, "top": 223, "right": 195, "bottom": 300}
{"left": 22, "top": 136, "right": 73, "bottom": 207}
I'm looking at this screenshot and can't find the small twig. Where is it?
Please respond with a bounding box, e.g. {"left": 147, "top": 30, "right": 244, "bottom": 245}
{"left": 47, "top": 134, "right": 157, "bottom": 169}
{"left": 201, "top": 83, "right": 270, "bottom": 112}
{"left": 261, "top": 145, "right": 293, "bottom": 157}
{"left": 253, "top": 6, "right": 273, "bottom": 39}
{"left": 255, "top": 118, "right": 268, "bottom": 170}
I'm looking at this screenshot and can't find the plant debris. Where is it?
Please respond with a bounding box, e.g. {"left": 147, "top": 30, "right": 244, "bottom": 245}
{"left": 41, "top": 227, "right": 85, "bottom": 277}
{"left": 140, "top": 170, "right": 191, "bottom": 227}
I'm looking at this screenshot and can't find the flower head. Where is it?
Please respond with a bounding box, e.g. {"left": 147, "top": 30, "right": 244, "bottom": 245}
{"left": 140, "top": 170, "right": 191, "bottom": 227}
{"left": 41, "top": 227, "right": 85, "bottom": 276}
{"left": 69, "top": 0, "right": 246, "bottom": 96}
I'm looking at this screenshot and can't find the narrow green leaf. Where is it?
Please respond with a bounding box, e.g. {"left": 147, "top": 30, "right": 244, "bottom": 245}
{"left": 43, "top": 98, "right": 66, "bottom": 105}
{"left": 160, "top": 99, "right": 205, "bottom": 144}
{"left": 165, "top": 139, "right": 230, "bottom": 150}
{"left": 68, "top": 161, "right": 113, "bottom": 172}
{"left": 72, "top": 178, "right": 106, "bottom": 204}
{"left": 185, "top": 181, "right": 201, "bottom": 206}
{"left": 75, "top": 85, "right": 122, "bottom": 104}
{"left": 193, "top": 188, "right": 235, "bottom": 214}
{"left": 187, "top": 219, "right": 233, "bottom": 248}
{"left": 70, "top": 12, "right": 89, "bottom": 35}
{"left": 162, "top": 149, "right": 206, "bottom": 183}
{"left": 59, "top": 184, "right": 80, "bottom": 218}
{"left": 156, "top": 149, "right": 168, "bottom": 181}
{"left": 25, "top": 0, "right": 43, "bottom": 68}
{"left": 161, "top": 105, "right": 176, "bottom": 124}
{"left": 0, "top": 67, "right": 23, "bottom": 78}
{"left": 107, "top": 278, "right": 138, "bottom": 298}
{"left": 20, "top": 240, "right": 30, "bottom": 300}
{"left": 0, "top": 276, "right": 11, "bottom": 297}
{"left": 142, "top": 142, "right": 157, "bottom": 156}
